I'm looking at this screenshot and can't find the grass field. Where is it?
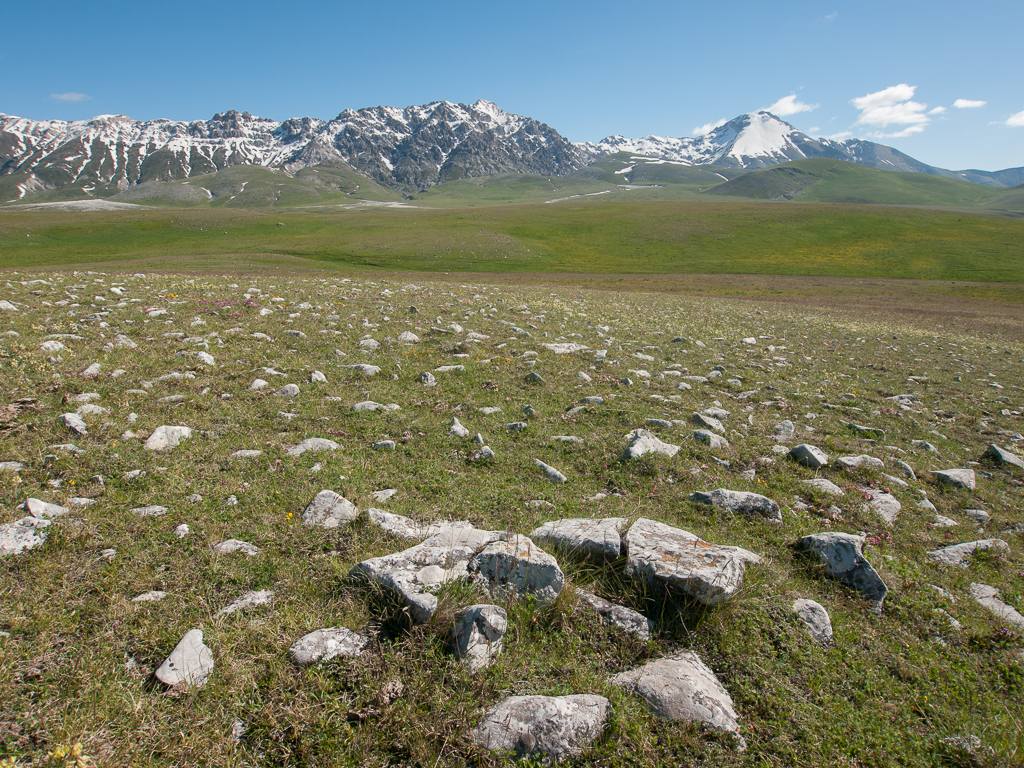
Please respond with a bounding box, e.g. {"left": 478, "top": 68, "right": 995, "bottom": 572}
{"left": 0, "top": 270, "right": 1022, "bottom": 767}
{"left": 2, "top": 201, "right": 1023, "bottom": 284}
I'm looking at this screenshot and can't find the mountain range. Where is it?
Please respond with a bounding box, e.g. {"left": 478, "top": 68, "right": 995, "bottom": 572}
{"left": 2, "top": 100, "right": 1022, "bottom": 203}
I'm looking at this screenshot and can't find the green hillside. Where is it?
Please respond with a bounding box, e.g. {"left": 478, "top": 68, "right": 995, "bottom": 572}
{"left": 705, "top": 158, "right": 1011, "bottom": 207}
{"left": 983, "top": 182, "right": 1024, "bottom": 212}
{"left": 573, "top": 152, "right": 747, "bottom": 189}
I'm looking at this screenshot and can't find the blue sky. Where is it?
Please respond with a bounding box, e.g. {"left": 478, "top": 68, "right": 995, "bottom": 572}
{"left": 2, "top": 0, "right": 1022, "bottom": 172}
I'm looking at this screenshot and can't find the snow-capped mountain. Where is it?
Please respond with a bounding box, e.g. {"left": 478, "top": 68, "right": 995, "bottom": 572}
{"left": 2, "top": 103, "right": 1020, "bottom": 202}
{"left": 581, "top": 111, "right": 1021, "bottom": 186}
{"left": 0, "top": 100, "right": 587, "bottom": 199}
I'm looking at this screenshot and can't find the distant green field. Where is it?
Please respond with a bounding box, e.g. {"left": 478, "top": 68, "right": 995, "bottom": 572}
{"left": 1, "top": 200, "right": 1022, "bottom": 282}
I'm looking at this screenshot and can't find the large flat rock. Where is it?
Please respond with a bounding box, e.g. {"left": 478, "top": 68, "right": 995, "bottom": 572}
{"left": 927, "top": 539, "right": 1009, "bottom": 567}
{"left": 529, "top": 517, "right": 627, "bottom": 562}
{"left": 689, "top": 489, "right": 781, "bottom": 522}
{"left": 155, "top": 629, "right": 214, "bottom": 688}
{"left": 624, "top": 518, "right": 761, "bottom": 606}
{"left": 469, "top": 535, "right": 564, "bottom": 603}
{"left": 471, "top": 694, "right": 610, "bottom": 760}
{"left": 350, "top": 527, "right": 506, "bottom": 623}
{"left": 610, "top": 650, "right": 745, "bottom": 749}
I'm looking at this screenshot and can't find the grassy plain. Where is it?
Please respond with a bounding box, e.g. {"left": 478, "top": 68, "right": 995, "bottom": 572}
{"left": 2, "top": 201, "right": 1023, "bottom": 284}
{"left": 0, "top": 271, "right": 1022, "bottom": 768}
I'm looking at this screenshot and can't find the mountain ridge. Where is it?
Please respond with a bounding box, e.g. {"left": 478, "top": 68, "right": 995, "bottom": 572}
{"left": 1, "top": 102, "right": 1020, "bottom": 203}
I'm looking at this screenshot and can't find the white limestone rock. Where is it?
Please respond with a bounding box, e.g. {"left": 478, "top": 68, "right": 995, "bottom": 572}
{"left": 621, "top": 429, "right": 680, "bottom": 460}
{"left": 471, "top": 695, "right": 610, "bottom": 760}
{"left": 792, "top": 598, "right": 833, "bottom": 645}
{"left": 798, "top": 532, "right": 888, "bottom": 606}
{"left": 624, "top": 518, "right": 761, "bottom": 606}
{"left": 610, "top": 650, "right": 746, "bottom": 750}
{"left": 927, "top": 539, "right": 1009, "bottom": 567}
{"left": 302, "top": 490, "right": 358, "bottom": 528}
{"left": 155, "top": 629, "right": 214, "bottom": 688}
{"left": 529, "top": 517, "right": 627, "bottom": 562}
{"left": 469, "top": 534, "right": 565, "bottom": 602}
{"left": 450, "top": 604, "right": 507, "bottom": 671}
{"left": 289, "top": 627, "right": 369, "bottom": 665}
{"left": 689, "top": 489, "right": 782, "bottom": 522}
{"left": 144, "top": 425, "right": 192, "bottom": 452}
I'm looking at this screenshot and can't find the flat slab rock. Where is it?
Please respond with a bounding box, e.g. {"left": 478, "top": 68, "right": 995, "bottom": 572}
{"left": 790, "top": 444, "right": 828, "bottom": 469}
{"left": 577, "top": 590, "right": 653, "bottom": 640}
{"left": 302, "top": 490, "right": 359, "bottom": 528}
{"left": 798, "top": 532, "right": 888, "bottom": 606}
{"left": 927, "top": 539, "right": 1009, "bottom": 567}
{"left": 351, "top": 527, "right": 507, "bottom": 624}
{"left": 155, "top": 629, "right": 214, "bottom": 688}
{"left": 983, "top": 444, "right": 1024, "bottom": 470}
{"left": 802, "top": 478, "right": 845, "bottom": 496}
{"left": 286, "top": 437, "right": 341, "bottom": 456}
{"left": 858, "top": 487, "right": 901, "bottom": 524}
{"left": 144, "top": 425, "right": 192, "bottom": 452}
{"left": 621, "top": 428, "right": 680, "bottom": 460}
{"left": 367, "top": 509, "right": 472, "bottom": 540}
{"left": 529, "top": 517, "right": 626, "bottom": 561}
{"left": 624, "top": 518, "right": 761, "bottom": 606}
{"left": 471, "top": 694, "right": 610, "bottom": 760}
{"left": 469, "top": 534, "right": 564, "bottom": 603}
{"left": 290, "top": 627, "right": 369, "bottom": 665}
{"left": 933, "top": 468, "right": 976, "bottom": 490}
{"left": 689, "top": 489, "right": 782, "bottom": 522}
{"left": 970, "top": 583, "right": 1024, "bottom": 630}
{"left": 217, "top": 589, "right": 274, "bottom": 616}
{"left": 610, "top": 650, "right": 746, "bottom": 750}
{"left": 0, "top": 516, "right": 51, "bottom": 557}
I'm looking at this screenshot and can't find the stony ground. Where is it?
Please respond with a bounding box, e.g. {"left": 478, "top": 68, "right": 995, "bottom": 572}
{"left": 0, "top": 271, "right": 1022, "bottom": 767}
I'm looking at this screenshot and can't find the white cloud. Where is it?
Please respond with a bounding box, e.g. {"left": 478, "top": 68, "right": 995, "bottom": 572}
{"left": 929, "top": 106, "right": 946, "bottom": 114}
{"left": 767, "top": 94, "right": 818, "bottom": 116}
{"left": 823, "top": 131, "right": 853, "bottom": 141}
{"left": 1007, "top": 110, "right": 1024, "bottom": 127}
{"left": 50, "top": 92, "right": 92, "bottom": 102}
{"left": 851, "top": 83, "right": 917, "bottom": 111}
{"left": 851, "top": 84, "right": 928, "bottom": 135}
{"left": 808, "top": 126, "right": 820, "bottom": 133}
{"left": 693, "top": 118, "right": 727, "bottom": 136}
{"left": 953, "top": 98, "right": 986, "bottom": 109}
{"left": 825, "top": 12, "right": 838, "bottom": 21}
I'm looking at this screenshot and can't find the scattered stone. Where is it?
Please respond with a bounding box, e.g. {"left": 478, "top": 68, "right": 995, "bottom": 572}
{"left": 858, "top": 487, "right": 901, "bottom": 524}
{"left": 132, "top": 505, "right": 168, "bottom": 517}
{"left": 624, "top": 518, "right": 761, "bottom": 606}
{"left": 838, "top": 455, "right": 884, "bottom": 470}
{"left": 132, "top": 590, "right": 167, "bottom": 602}
{"left": 610, "top": 651, "right": 745, "bottom": 750}
{"left": 551, "top": 435, "right": 584, "bottom": 444}
{"left": 155, "top": 629, "right": 214, "bottom": 688}
{"left": 577, "top": 590, "right": 653, "bottom": 640}
{"left": 965, "top": 509, "right": 991, "bottom": 526}
{"left": 57, "top": 413, "right": 88, "bottom": 436}
{"left": 790, "top": 444, "right": 828, "bottom": 468}
{"left": 289, "top": 627, "right": 369, "bottom": 665}
{"left": 302, "top": 490, "right": 359, "bottom": 528}
{"left": 449, "top": 417, "right": 471, "bottom": 438}
{"left": 310, "top": 370, "right": 328, "bottom": 384}
{"left": 622, "top": 428, "right": 680, "bottom": 460}
{"left": 374, "top": 439, "right": 396, "bottom": 451}
{"left": 174, "top": 524, "right": 190, "bottom": 538}
{"left": 469, "top": 534, "right": 565, "bottom": 602}
{"left": 534, "top": 458, "right": 567, "bottom": 483}
{"left": 933, "top": 468, "right": 976, "bottom": 490}
{"left": 802, "top": 478, "right": 845, "bottom": 496}
{"left": 419, "top": 371, "right": 437, "bottom": 387}
{"left": 847, "top": 423, "right": 885, "bottom": 440}
{"left": 213, "top": 539, "right": 259, "bottom": 556}
{"left": 982, "top": 444, "right": 1023, "bottom": 470}
{"left": 398, "top": 331, "right": 419, "bottom": 343}
{"left": 524, "top": 372, "right": 545, "bottom": 384}
{"left": 927, "top": 539, "right": 1009, "bottom": 566}
{"left": 529, "top": 518, "right": 626, "bottom": 561}
{"left": 970, "top": 583, "right": 1024, "bottom": 629}
{"left": 370, "top": 488, "right": 397, "bottom": 503}
{"left": 692, "top": 412, "right": 725, "bottom": 434}
{"left": 23, "top": 498, "right": 68, "bottom": 519}
{"left": 693, "top": 430, "right": 729, "bottom": 450}
{"left": 217, "top": 589, "right": 273, "bottom": 616}
{"left": 542, "top": 343, "right": 588, "bottom": 354}
{"left": 792, "top": 599, "right": 833, "bottom": 645}
{"left": 230, "top": 449, "right": 263, "bottom": 459}
{"left": 0, "top": 516, "right": 51, "bottom": 557}
{"left": 773, "top": 420, "right": 796, "bottom": 441}
{"left": 506, "top": 421, "right": 528, "bottom": 432}
{"left": 274, "top": 383, "right": 299, "bottom": 398}
{"left": 471, "top": 694, "right": 610, "bottom": 760}
{"left": 450, "top": 604, "right": 507, "bottom": 670}
{"left": 0, "top": 462, "right": 24, "bottom": 472}
{"left": 144, "top": 425, "right": 193, "bottom": 452}
{"left": 469, "top": 446, "right": 495, "bottom": 462}
{"left": 249, "top": 379, "right": 269, "bottom": 390}
{"left": 689, "top": 489, "right": 782, "bottom": 522}
{"left": 798, "top": 532, "right": 888, "bottom": 606}
{"left": 341, "top": 363, "right": 381, "bottom": 376}
{"left": 286, "top": 438, "right": 341, "bottom": 456}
